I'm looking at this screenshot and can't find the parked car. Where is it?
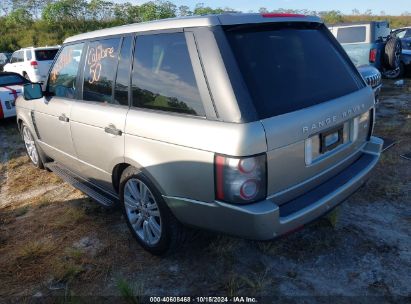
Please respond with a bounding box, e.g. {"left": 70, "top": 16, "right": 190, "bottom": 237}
{"left": 3, "top": 46, "right": 60, "bottom": 83}
{"left": 390, "top": 27, "right": 411, "bottom": 77}
{"left": 329, "top": 21, "right": 402, "bottom": 78}
{"left": 0, "top": 52, "right": 12, "bottom": 71}
{"left": 17, "top": 14, "right": 383, "bottom": 255}
{"left": 357, "top": 65, "right": 382, "bottom": 103}
{"left": 0, "top": 72, "right": 28, "bottom": 119}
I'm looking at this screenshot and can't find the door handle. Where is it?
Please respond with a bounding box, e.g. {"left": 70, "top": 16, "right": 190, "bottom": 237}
{"left": 104, "top": 125, "right": 122, "bottom": 136}
{"left": 58, "top": 114, "right": 69, "bottom": 122}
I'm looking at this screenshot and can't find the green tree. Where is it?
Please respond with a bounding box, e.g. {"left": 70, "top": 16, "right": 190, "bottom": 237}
{"left": 87, "top": 0, "right": 114, "bottom": 21}
{"left": 5, "top": 7, "right": 32, "bottom": 26}
{"left": 42, "top": 0, "right": 87, "bottom": 24}
{"left": 178, "top": 5, "right": 192, "bottom": 16}
{"left": 319, "top": 10, "right": 344, "bottom": 23}
{"left": 193, "top": 3, "right": 225, "bottom": 15}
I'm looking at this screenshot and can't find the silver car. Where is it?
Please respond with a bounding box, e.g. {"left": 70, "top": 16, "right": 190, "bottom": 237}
{"left": 16, "top": 14, "right": 383, "bottom": 255}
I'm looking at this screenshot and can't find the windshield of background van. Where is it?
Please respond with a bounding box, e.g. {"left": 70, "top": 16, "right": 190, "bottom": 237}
{"left": 225, "top": 23, "right": 363, "bottom": 119}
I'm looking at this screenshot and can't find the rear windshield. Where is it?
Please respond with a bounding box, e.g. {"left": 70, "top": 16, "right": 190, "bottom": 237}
{"left": 35, "top": 49, "right": 59, "bottom": 61}
{"left": 336, "top": 26, "right": 367, "bottom": 43}
{"left": 225, "top": 23, "right": 363, "bottom": 119}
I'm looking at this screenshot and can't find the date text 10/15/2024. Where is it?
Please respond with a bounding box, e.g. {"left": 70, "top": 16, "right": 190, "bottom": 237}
{"left": 149, "top": 296, "right": 258, "bottom": 303}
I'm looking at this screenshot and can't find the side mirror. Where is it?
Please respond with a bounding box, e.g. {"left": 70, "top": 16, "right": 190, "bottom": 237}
{"left": 23, "top": 83, "right": 43, "bottom": 100}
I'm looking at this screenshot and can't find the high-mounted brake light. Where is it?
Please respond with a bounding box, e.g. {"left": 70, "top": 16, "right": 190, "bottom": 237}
{"left": 261, "top": 13, "right": 305, "bottom": 18}
{"left": 369, "top": 49, "right": 377, "bottom": 63}
{"left": 30, "top": 61, "right": 38, "bottom": 69}
{"left": 215, "top": 154, "right": 267, "bottom": 204}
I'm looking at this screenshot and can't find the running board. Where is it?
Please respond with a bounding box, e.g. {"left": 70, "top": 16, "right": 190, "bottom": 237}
{"left": 45, "top": 162, "right": 119, "bottom": 207}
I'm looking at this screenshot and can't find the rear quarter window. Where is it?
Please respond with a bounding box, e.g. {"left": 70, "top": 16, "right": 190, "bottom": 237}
{"left": 131, "top": 32, "right": 205, "bottom": 116}
{"left": 336, "top": 26, "right": 367, "bottom": 43}
{"left": 225, "top": 23, "right": 363, "bottom": 119}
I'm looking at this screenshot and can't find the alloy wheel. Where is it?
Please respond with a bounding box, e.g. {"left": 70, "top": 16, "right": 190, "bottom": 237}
{"left": 23, "top": 126, "right": 38, "bottom": 165}
{"left": 123, "top": 178, "right": 162, "bottom": 246}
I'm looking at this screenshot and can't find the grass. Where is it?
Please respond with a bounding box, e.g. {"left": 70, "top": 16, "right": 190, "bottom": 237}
{"left": 35, "top": 197, "right": 52, "bottom": 208}
{"left": 116, "top": 278, "right": 144, "bottom": 304}
{"left": 66, "top": 248, "right": 85, "bottom": 260}
{"left": 5, "top": 156, "right": 62, "bottom": 196}
{"left": 225, "top": 274, "right": 244, "bottom": 298}
{"left": 52, "top": 260, "right": 85, "bottom": 282}
{"left": 13, "top": 205, "right": 30, "bottom": 217}
{"left": 207, "top": 235, "right": 239, "bottom": 258}
{"left": 51, "top": 207, "right": 87, "bottom": 229}
{"left": 7, "top": 155, "right": 29, "bottom": 169}
{"left": 17, "top": 240, "right": 54, "bottom": 261}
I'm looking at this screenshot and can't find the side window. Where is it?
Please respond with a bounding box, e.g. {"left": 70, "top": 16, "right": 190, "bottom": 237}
{"left": 83, "top": 38, "right": 121, "bottom": 103}
{"left": 131, "top": 33, "right": 205, "bottom": 116}
{"left": 10, "top": 53, "right": 17, "bottom": 63}
{"left": 405, "top": 30, "right": 411, "bottom": 38}
{"left": 395, "top": 30, "right": 407, "bottom": 39}
{"left": 16, "top": 51, "right": 24, "bottom": 63}
{"left": 48, "top": 43, "right": 84, "bottom": 98}
{"left": 26, "top": 50, "right": 32, "bottom": 61}
{"left": 114, "top": 36, "right": 133, "bottom": 106}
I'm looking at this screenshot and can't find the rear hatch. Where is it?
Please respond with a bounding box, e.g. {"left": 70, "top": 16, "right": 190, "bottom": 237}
{"left": 34, "top": 49, "right": 59, "bottom": 79}
{"left": 225, "top": 22, "right": 374, "bottom": 203}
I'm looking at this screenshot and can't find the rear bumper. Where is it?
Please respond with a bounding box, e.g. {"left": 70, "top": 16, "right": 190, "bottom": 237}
{"left": 165, "top": 136, "right": 383, "bottom": 240}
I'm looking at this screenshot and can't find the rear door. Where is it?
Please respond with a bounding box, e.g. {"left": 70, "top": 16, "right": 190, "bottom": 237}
{"left": 34, "top": 43, "right": 84, "bottom": 170}
{"left": 224, "top": 22, "right": 374, "bottom": 201}
{"left": 70, "top": 36, "right": 131, "bottom": 191}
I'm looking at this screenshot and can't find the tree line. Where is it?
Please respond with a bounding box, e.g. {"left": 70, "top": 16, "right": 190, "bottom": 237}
{"left": 1, "top": 0, "right": 411, "bottom": 52}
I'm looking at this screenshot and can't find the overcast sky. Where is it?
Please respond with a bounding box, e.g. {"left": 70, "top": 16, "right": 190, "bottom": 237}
{"left": 115, "top": 0, "right": 410, "bottom": 15}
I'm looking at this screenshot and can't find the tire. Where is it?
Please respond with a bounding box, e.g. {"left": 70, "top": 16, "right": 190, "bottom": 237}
{"left": 23, "top": 72, "right": 30, "bottom": 81}
{"left": 384, "top": 38, "right": 402, "bottom": 70}
{"left": 383, "top": 62, "right": 405, "bottom": 79}
{"left": 119, "top": 166, "right": 185, "bottom": 255}
{"left": 21, "top": 123, "right": 44, "bottom": 169}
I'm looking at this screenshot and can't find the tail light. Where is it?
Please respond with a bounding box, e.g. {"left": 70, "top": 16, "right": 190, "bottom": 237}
{"left": 0, "top": 101, "right": 4, "bottom": 119}
{"left": 30, "top": 61, "right": 38, "bottom": 69}
{"left": 353, "top": 110, "right": 372, "bottom": 142}
{"left": 369, "top": 49, "right": 377, "bottom": 63}
{"left": 215, "top": 154, "right": 267, "bottom": 204}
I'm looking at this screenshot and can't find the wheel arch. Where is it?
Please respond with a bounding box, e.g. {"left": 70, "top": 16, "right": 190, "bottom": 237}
{"left": 112, "top": 160, "right": 167, "bottom": 196}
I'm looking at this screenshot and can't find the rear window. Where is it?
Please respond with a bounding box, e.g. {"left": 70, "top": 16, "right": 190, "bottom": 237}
{"left": 225, "top": 23, "right": 362, "bottom": 119}
{"left": 35, "top": 49, "right": 59, "bottom": 61}
{"left": 336, "top": 26, "right": 366, "bottom": 43}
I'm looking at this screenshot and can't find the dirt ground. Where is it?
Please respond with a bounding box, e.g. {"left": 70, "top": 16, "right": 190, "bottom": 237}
{"left": 0, "top": 79, "right": 410, "bottom": 303}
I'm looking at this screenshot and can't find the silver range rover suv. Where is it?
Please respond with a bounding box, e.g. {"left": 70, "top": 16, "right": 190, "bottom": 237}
{"left": 17, "top": 13, "right": 383, "bottom": 255}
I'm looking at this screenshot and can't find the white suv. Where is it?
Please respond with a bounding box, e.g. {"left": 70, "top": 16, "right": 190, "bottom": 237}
{"left": 3, "top": 46, "right": 60, "bottom": 83}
